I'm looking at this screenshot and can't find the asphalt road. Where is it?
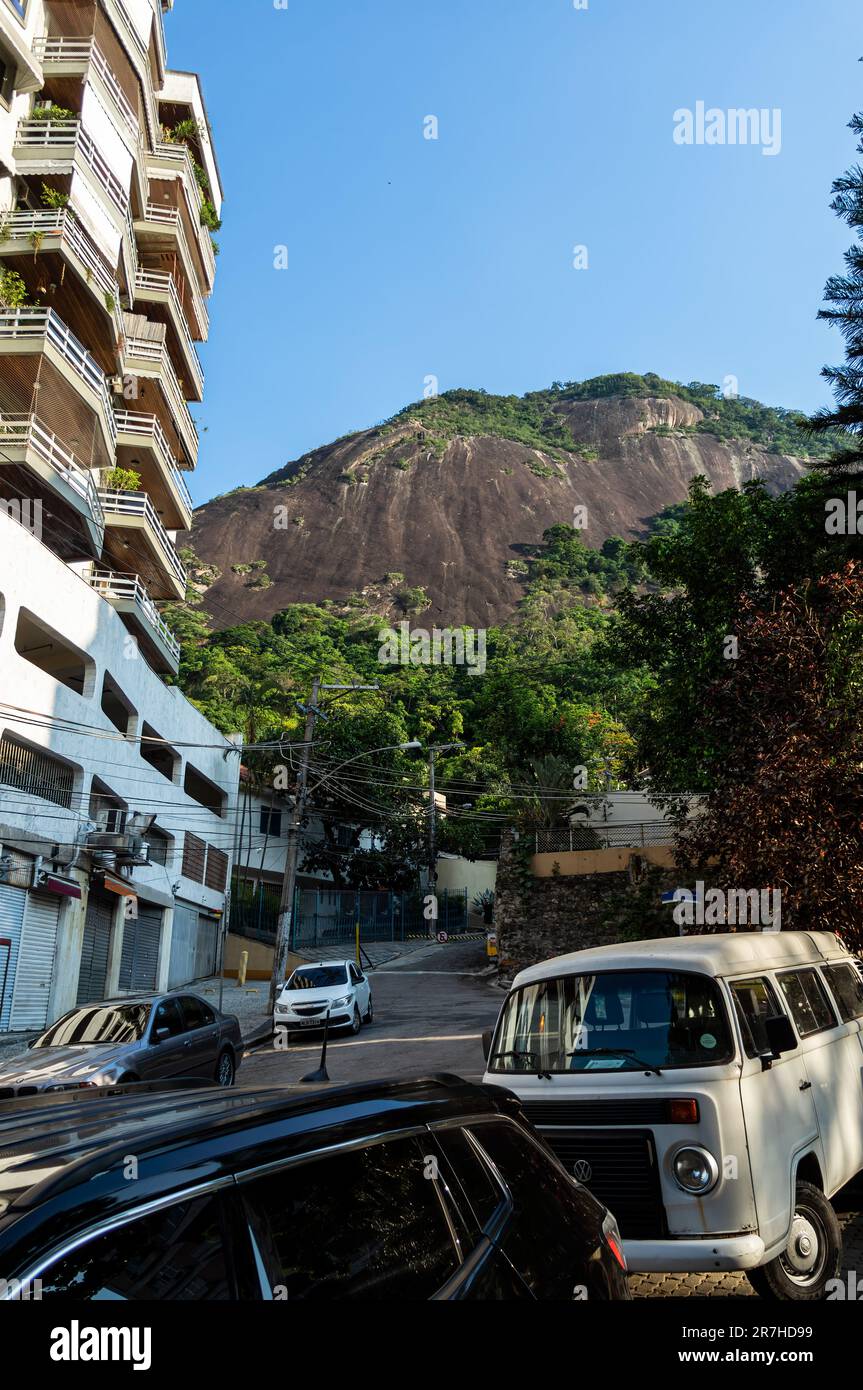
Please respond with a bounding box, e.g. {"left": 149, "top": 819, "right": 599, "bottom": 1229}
{"left": 240, "top": 939, "right": 502, "bottom": 1089}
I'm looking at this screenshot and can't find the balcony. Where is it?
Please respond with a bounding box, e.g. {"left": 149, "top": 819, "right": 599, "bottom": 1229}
{"left": 14, "top": 120, "right": 129, "bottom": 221}
{"left": 122, "top": 329, "right": 199, "bottom": 463}
{"left": 0, "top": 309, "right": 117, "bottom": 453}
{"left": 114, "top": 410, "right": 194, "bottom": 530}
{"left": 135, "top": 200, "right": 213, "bottom": 300}
{"left": 97, "top": 486, "right": 187, "bottom": 600}
{"left": 0, "top": 209, "right": 125, "bottom": 351}
{"left": 33, "top": 37, "right": 140, "bottom": 150}
{"left": 133, "top": 269, "right": 205, "bottom": 398}
{"left": 83, "top": 565, "right": 181, "bottom": 675}
{"left": 0, "top": 413, "right": 105, "bottom": 556}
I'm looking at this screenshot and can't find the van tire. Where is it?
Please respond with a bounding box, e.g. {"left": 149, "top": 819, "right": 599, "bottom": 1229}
{"left": 746, "top": 1182, "right": 841, "bottom": 1301}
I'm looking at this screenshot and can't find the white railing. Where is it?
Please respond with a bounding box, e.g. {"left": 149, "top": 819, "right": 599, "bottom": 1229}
{"left": 142, "top": 200, "right": 214, "bottom": 292}
{"left": 1, "top": 209, "right": 120, "bottom": 304}
{"left": 134, "top": 269, "right": 204, "bottom": 390}
{"left": 33, "top": 37, "right": 140, "bottom": 140}
{"left": 15, "top": 120, "right": 129, "bottom": 215}
{"left": 84, "top": 565, "right": 181, "bottom": 664}
{"left": 0, "top": 413, "right": 104, "bottom": 528}
{"left": 0, "top": 308, "right": 116, "bottom": 442}
{"left": 97, "top": 487, "right": 187, "bottom": 587}
{"left": 113, "top": 410, "right": 194, "bottom": 512}
{"left": 124, "top": 334, "right": 198, "bottom": 452}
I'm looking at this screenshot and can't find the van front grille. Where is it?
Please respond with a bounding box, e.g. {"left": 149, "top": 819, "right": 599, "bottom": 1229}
{"left": 537, "top": 1127, "right": 666, "bottom": 1239}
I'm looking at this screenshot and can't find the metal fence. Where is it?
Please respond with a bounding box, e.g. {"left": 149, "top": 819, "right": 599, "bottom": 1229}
{"left": 534, "top": 821, "right": 676, "bottom": 854}
{"left": 230, "top": 881, "right": 470, "bottom": 948}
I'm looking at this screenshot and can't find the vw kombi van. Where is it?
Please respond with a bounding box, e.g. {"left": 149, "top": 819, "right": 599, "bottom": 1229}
{"left": 482, "top": 931, "right": 863, "bottom": 1299}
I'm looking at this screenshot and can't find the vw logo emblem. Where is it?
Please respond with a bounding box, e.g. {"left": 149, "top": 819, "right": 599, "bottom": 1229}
{"left": 573, "top": 1159, "right": 593, "bottom": 1183}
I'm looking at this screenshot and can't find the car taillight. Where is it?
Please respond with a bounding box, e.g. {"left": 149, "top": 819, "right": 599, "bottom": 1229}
{"left": 602, "top": 1212, "right": 627, "bottom": 1271}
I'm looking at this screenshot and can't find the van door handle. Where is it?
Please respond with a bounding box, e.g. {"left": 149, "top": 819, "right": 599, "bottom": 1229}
{"left": 799, "top": 1080, "right": 812, "bottom": 1090}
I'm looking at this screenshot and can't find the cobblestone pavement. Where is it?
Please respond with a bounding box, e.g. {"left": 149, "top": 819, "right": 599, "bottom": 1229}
{"left": 630, "top": 1187, "right": 863, "bottom": 1297}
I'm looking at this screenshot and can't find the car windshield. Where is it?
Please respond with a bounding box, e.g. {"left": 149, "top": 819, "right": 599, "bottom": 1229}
{"left": 287, "top": 966, "right": 349, "bottom": 990}
{"left": 490, "top": 970, "right": 733, "bottom": 1073}
{"left": 34, "top": 1003, "right": 152, "bottom": 1047}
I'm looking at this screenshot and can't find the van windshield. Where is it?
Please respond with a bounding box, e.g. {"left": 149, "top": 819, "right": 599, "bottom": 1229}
{"left": 490, "top": 969, "right": 733, "bottom": 1073}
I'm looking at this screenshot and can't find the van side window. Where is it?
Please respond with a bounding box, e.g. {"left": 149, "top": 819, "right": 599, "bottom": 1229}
{"left": 777, "top": 969, "right": 837, "bottom": 1037}
{"left": 729, "top": 977, "right": 784, "bottom": 1058}
{"left": 822, "top": 964, "right": 863, "bottom": 1023}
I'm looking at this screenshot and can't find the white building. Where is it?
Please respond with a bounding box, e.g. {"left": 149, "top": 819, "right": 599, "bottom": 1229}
{"left": 0, "top": 0, "right": 238, "bottom": 1033}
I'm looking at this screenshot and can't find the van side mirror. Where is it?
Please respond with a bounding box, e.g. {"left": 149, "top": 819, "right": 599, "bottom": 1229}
{"left": 482, "top": 1029, "right": 493, "bottom": 1062}
{"left": 764, "top": 1014, "right": 797, "bottom": 1057}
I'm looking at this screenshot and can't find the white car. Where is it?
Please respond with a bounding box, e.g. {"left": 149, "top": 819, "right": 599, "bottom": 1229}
{"left": 274, "top": 960, "right": 373, "bottom": 1036}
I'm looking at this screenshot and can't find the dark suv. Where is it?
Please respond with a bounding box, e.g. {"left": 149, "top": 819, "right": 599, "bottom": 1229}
{"left": 0, "top": 1075, "right": 629, "bottom": 1301}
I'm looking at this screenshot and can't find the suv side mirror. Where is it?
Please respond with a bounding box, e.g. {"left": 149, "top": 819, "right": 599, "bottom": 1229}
{"left": 482, "top": 1029, "right": 493, "bottom": 1062}
{"left": 764, "top": 1014, "right": 797, "bottom": 1057}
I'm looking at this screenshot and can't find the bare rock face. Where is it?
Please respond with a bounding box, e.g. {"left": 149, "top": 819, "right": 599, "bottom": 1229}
{"left": 188, "top": 392, "right": 810, "bottom": 630}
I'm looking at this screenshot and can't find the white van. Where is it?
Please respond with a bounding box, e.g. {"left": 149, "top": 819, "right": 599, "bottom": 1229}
{"left": 482, "top": 931, "right": 863, "bottom": 1299}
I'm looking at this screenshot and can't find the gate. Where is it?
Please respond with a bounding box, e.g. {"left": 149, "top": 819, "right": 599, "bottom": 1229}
{"left": 290, "top": 888, "right": 469, "bottom": 950}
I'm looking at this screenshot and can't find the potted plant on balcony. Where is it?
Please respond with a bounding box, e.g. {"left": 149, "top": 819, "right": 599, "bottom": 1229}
{"left": 41, "top": 184, "right": 71, "bottom": 233}
{"left": 0, "top": 269, "right": 27, "bottom": 311}
{"left": 32, "top": 103, "right": 77, "bottom": 124}
{"left": 103, "top": 466, "right": 141, "bottom": 493}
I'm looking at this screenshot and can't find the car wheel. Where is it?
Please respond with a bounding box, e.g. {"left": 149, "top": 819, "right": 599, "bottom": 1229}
{"left": 364, "top": 994, "right": 373, "bottom": 1024}
{"left": 746, "top": 1182, "right": 841, "bottom": 1300}
{"left": 349, "top": 1005, "right": 362, "bottom": 1035}
{"left": 216, "top": 1049, "right": 235, "bottom": 1088}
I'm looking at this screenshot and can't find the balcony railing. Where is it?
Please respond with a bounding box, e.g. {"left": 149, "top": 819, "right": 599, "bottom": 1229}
{"left": 124, "top": 333, "right": 198, "bottom": 452}
{"left": 0, "top": 413, "right": 104, "bottom": 528}
{"left": 140, "top": 200, "right": 214, "bottom": 293}
{"left": 1, "top": 208, "right": 120, "bottom": 305}
{"left": 97, "top": 487, "right": 187, "bottom": 588}
{"left": 15, "top": 120, "right": 129, "bottom": 215}
{"left": 84, "top": 565, "right": 181, "bottom": 665}
{"left": 33, "top": 37, "right": 140, "bottom": 142}
{"left": 134, "top": 268, "right": 204, "bottom": 391}
{"left": 113, "top": 410, "right": 194, "bottom": 513}
{"left": 0, "top": 308, "right": 117, "bottom": 443}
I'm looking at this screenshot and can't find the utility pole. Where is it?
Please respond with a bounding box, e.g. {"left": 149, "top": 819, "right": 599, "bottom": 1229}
{"left": 269, "top": 676, "right": 320, "bottom": 1012}
{"left": 426, "top": 742, "right": 464, "bottom": 935}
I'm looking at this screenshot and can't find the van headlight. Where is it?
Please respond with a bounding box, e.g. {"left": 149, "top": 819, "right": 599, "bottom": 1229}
{"left": 672, "top": 1146, "right": 719, "bottom": 1194}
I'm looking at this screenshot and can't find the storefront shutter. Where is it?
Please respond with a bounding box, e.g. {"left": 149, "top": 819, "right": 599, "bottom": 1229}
{"left": 0, "top": 882, "right": 27, "bottom": 1030}
{"left": 76, "top": 890, "right": 114, "bottom": 1006}
{"left": 9, "top": 894, "right": 60, "bottom": 1031}
{"left": 118, "top": 903, "right": 163, "bottom": 992}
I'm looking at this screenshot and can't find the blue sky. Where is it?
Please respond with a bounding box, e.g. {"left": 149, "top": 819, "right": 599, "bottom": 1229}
{"left": 166, "top": 0, "right": 862, "bottom": 505}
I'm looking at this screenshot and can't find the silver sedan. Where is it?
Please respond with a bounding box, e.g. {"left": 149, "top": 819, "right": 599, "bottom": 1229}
{"left": 0, "top": 993, "right": 243, "bottom": 1097}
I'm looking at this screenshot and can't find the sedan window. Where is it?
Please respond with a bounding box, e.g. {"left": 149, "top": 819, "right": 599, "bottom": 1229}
{"left": 151, "top": 999, "right": 184, "bottom": 1039}
{"left": 179, "top": 996, "right": 215, "bottom": 1031}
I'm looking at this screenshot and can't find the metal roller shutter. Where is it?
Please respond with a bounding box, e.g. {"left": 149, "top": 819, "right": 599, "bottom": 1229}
{"left": 0, "top": 882, "right": 26, "bottom": 1030}
{"left": 9, "top": 894, "right": 60, "bottom": 1031}
{"left": 194, "top": 913, "right": 219, "bottom": 980}
{"left": 168, "top": 901, "right": 197, "bottom": 990}
{"left": 118, "top": 903, "right": 163, "bottom": 992}
{"left": 76, "top": 890, "right": 114, "bottom": 1006}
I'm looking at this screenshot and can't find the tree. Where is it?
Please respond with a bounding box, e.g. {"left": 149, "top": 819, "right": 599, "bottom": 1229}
{"left": 674, "top": 563, "right": 863, "bottom": 947}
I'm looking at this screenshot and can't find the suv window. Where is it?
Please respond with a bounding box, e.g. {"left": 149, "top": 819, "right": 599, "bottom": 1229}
{"left": 39, "top": 1196, "right": 231, "bottom": 1300}
{"left": 822, "top": 964, "right": 863, "bottom": 1023}
{"left": 179, "top": 996, "right": 215, "bottom": 1031}
{"left": 777, "top": 969, "right": 837, "bottom": 1037}
{"left": 433, "top": 1127, "right": 506, "bottom": 1233}
{"left": 151, "top": 997, "right": 184, "bottom": 1038}
{"left": 729, "top": 977, "right": 784, "bottom": 1058}
{"left": 241, "top": 1136, "right": 460, "bottom": 1299}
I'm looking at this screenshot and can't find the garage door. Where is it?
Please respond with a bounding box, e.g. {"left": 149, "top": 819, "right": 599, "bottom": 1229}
{"left": 0, "top": 881, "right": 26, "bottom": 1030}
{"left": 9, "top": 893, "right": 60, "bottom": 1031}
{"left": 118, "top": 903, "right": 163, "bottom": 992}
{"left": 76, "top": 889, "right": 114, "bottom": 1006}
{"left": 169, "top": 902, "right": 220, "bottom": 988}
{"left": 195, "top": 914, "right": 219, "bottom": 979}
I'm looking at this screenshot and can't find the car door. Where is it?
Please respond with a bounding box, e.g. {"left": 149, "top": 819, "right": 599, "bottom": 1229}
{"left": 143, "top": 997, "right": 188, "bottom": 1078}
{"left": 729, "top": 974, "right": 820, "bottom": 1253}
{"left": 349, "top": 963, "right": 369, "bottom": 1015}
{"left": 177, "top": 995, "right": 220, "bottom": 1078}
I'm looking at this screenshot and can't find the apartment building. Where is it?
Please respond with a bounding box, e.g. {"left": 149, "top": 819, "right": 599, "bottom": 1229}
{"left": 0, "top": 0, "right": 238, "bottom": 1033}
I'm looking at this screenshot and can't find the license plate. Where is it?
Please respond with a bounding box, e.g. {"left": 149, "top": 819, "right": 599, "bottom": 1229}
{"left": 295, "top": 1016, "right": 323, "bottom": 1026}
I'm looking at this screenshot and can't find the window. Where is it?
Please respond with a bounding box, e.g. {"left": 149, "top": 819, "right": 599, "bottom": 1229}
{"left": 777, "top": 969, "right": 837, "bottom": 1037}
{"left": 4, "top": 2, "right": 27, "bottom": 21}
{"left": 821, "top": 964, "right": 863, "bottom": 1024}
{"left": 729, "top": 976, "right": 784, "bottom": 1058}
{"left": 260, "top": 807, "right": 282, "bottom": 837}
{"left": 39, "top": 1196, "right": 232, "bottom": 1300}
{"left": 151, "top": 998, "right": 184, "bottom": 1038}
{"left": 15, "top": 610, "right": 92, "bottom": 696}
{"left": 89, "top": 779, "right": 127, "bottom": 834}
{"left": 100, "top": 673, "right": 135, "bottom": 735}
{"left": 184, "top": 764, "right": 226, "bottom": 818}
{"left": 242, "top": 1136, "right": 461, "bottom": 1299}
{"left": 335, "top": 825, "right": 354, "bottom": 849}
{"left": 182, "top": 832, "right": 206, "bottom": 883}
{"left": 205, "top": 845, "right": 228, "bottom": 893}
{"left": 179, "top": 996, "right": 215, "bottom": 1031}
{"left": 433, "top": 1127, "right": 506, "bottom": 1234}
{"left": 145, "top": 826, "right": 172, "bottom": 867}
{"left": 0, "top": 734, "right": 74, "bottom": 809}
{"left": 349, "top": 964, "right": 363, "bottom": 984}
{"left": 140, "top": 722, "right": 179, "bottom": 782}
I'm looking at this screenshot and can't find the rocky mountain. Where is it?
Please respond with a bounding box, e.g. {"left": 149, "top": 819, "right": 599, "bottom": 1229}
{"left": 187, "top": 375, "right": 829, "bottom": 629}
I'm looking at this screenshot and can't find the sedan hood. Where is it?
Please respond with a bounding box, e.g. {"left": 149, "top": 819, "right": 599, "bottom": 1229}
{"left": 0, "top": 1043, "right": 140, "bottom": 1084}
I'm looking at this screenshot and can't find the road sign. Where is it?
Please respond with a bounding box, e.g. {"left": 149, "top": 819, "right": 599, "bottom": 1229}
{"left": 436, "top": 931, "right": 448, "bottom": 944}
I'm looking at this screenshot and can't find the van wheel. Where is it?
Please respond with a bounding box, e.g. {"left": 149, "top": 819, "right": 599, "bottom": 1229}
{"left": 746, "top": 1182, "right": 841, "bottom": 1300}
